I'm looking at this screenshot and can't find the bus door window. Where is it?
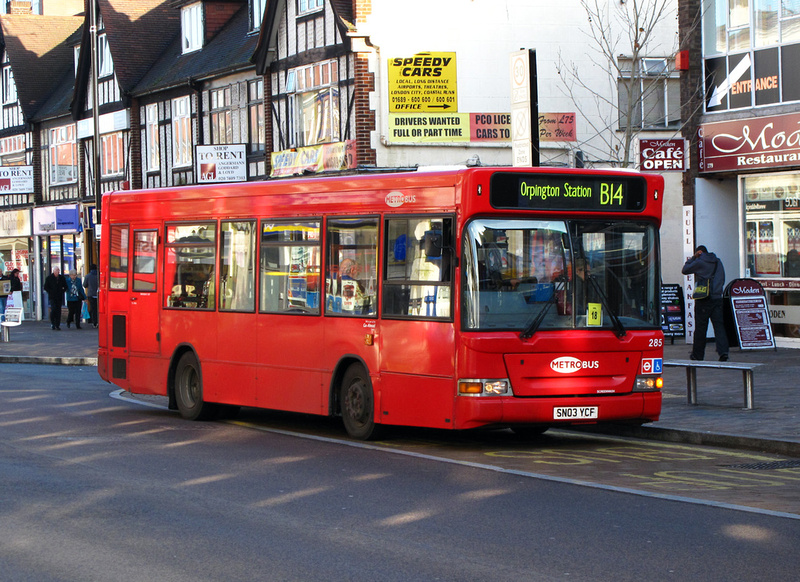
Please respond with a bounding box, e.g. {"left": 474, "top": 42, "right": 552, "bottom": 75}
{"left": 109, "top": 225, "right": 129, "bottom": 290}
{"left": 259, "top": 220, "right": 321, "bottom": 314}
{"left": 220, "top": 221, "right": 256, "bottom": 312}
{"left": 570, "top": 221, "right": 659, "bottom": 326}
{"left": 164, "top": 223, "right": 217, "bottom": 309}
{"left": 326, "top": 218, "right": 378, "bottom": 316}
{"left": 132, "top": 231, "right": 157, "bottom": 292}
{"left": 383, "top": 216, "right": 452, "bottom": 318}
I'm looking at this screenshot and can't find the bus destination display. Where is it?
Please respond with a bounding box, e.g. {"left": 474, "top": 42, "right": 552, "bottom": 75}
{"left": 490, "top": 173, "right": 647, "bottom": 212}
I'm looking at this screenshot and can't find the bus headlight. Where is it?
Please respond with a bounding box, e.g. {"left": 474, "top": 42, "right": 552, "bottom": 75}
{"left": 633, "top": 376, "right": 663, "bottom": 392}
{"left": 458, "top": 379, "right": 510, "bottom": 396}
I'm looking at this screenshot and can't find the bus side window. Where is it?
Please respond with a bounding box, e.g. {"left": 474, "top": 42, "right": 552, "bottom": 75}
{"left": 164, "top": 223, "right": 217, "bottom": 310}
{"left": 260, "top": 220, "right": 321, "bottom": 314}
{"left": 326, "top": 218, "right": 378, "bottom": 316}
{"left": 383, "top": 216, "right": 452, "bottom": 319}
{"left": 220, "top": 221, "right": 256, "bottom": 312}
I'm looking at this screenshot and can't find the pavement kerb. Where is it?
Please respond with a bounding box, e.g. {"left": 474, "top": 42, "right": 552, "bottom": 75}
{"left": 572, "top": 425, "right": 800, "bottom": 458}
{"left": 0, "top": 355, "right": 98, "bottom": 366}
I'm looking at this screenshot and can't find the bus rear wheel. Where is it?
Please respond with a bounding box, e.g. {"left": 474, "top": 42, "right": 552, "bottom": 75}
{"left": 340, "top": 364, "right": 381, "bottom": 441}
{"left": 175, "top": 352, "right": 216, "bottom": 421}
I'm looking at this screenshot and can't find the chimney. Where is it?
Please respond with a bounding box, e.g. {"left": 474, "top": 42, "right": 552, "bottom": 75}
{"left": 8, "top": 1, "right": 34, "bottom": 14}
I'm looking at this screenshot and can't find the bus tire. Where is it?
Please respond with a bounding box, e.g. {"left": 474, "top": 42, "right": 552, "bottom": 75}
{"left": 174, "top": 351, "right": 215, "bottom": 421}
{"left": 340, "top": 363, "right": 381, "bottom": 440}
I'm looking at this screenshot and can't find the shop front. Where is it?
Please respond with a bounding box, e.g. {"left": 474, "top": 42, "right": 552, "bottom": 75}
{"left": 0, "top": 207, "right": 33, "bottom": 318}
{"left": 33, "top": 204, "right": 83, "bottom": 319}
{"left": 699, "top": 112, "right": 800, "bottom": 344}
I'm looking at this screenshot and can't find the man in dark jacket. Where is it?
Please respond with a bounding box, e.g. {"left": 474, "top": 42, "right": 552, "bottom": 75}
{"left": 682, "top": 245, "right": 729, "bottom": 361}
{"left": 83, "top": 264, "right": 99, "bottom": 328}
{"left": 43, "top": 266, "right": 67, "bottom": 330}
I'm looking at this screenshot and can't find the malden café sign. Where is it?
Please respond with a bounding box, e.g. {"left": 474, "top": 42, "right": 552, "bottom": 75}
{"left": 699, "top": 112, "right": 800, "bottom": 172}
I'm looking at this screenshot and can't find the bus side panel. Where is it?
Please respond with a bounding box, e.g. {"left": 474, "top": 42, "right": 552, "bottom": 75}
{"left": 255, "top": 314, "right": 326, "bottom": 415}
{"left": 159, "top": 310, "right": 218, "bottom": 393}
{"left": 323, "top": 316, "right": 381, "bottom": 411}
{"left": 379, "top": 320, "right": 456, "bottom": 428}
{"left": 203, "top": 312, "right": 259, "bottom": 407}
{"left": 127, "top": 355, "right": 170, "bottom": 396}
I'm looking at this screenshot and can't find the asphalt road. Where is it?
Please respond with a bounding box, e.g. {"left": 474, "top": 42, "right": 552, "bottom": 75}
{"left": 1, "top": 364, "right": 798, "bottom": 581}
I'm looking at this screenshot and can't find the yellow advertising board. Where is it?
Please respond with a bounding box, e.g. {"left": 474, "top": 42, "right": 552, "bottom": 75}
{"left": 388, "top": 52, "right": 458, "bottom": 113}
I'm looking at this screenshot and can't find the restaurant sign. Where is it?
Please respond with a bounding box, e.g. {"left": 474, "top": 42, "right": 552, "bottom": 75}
{"left": 699, "top": 112, "right": 800, "bottom": 173}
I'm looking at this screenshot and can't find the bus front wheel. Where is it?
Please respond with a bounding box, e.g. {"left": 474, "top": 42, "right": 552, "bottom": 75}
{"left": 175, "top": 352, "right": 215, "bottom": 421}
{"left": 340, "top": 364, "right": 381, "bottom": 440}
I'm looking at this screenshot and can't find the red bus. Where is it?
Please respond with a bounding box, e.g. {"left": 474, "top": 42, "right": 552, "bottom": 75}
{"left": 98, "top": 167, "right": 664, "bottom": 439}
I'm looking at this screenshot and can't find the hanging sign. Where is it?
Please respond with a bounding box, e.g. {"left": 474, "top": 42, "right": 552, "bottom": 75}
{"left": 727, "top": 278, "right": 775, "bottom": 350}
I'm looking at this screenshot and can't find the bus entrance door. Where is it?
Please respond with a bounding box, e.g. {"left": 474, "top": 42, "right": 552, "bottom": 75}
{"left": 127, "top": 228, "right": 161, "bottom": 356}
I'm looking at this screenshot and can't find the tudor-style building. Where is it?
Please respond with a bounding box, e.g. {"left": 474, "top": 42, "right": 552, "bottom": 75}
{"left": 0, "top": 12, "right": 81, "bottom": 319}
{"left": 254, "top": 0, "right": 372, "bottom": 176}
{"left": 132, "top": 0, "right": 265, "bottom": 188}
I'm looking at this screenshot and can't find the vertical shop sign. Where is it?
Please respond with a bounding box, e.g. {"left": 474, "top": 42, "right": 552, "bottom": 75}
{"left": 728, "top": 279, "right": 775, "bottom": 349}
{"left": 683, "top": 205, "right": 695, "bottom": 343}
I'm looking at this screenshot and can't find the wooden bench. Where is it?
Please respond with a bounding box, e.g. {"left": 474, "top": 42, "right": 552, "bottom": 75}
{"left": 1, "top": 306, "right": 23, "bottom": 342}
{"left": 663, "top": 359, "right": 763, "bottom": 410}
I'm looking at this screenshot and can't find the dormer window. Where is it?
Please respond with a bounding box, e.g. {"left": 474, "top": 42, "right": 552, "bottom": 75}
{"left": 97, "top": 34, "right": 114, "bottom": 78}
{"left": 182, "top": 2, "right": 203, "bottom": 54}
{"left": 298, "top": 0, "right": 323, "bottom": 16}
{"left": 251, "top": 0, "right": 266, "bottom": 31}
{"left": 2, "top": 64, "right": 17, "bottom": 105}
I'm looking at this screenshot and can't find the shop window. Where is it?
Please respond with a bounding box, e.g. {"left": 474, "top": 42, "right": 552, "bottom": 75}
{"left": 744, "top": 174, "right": 800, "bottom": 277}
{"left": 220, "top": 221, "right": 256, "bottom": 311}
{"left": 172, "top": 96, "right": 192, "bottom": 167}
{"left": 260, "top": 220, "right": 321, "bottom": 314}
{"left": 109, "top": 225, "right": 129, "bottom": 291}
{"left": 383, "top": 217, "right": 453, "bottom": 319}
{"left": 133, "top": 230, "right": 157, "bottom": 292}
{"left": 181, "top": 2, "right": 203, "bottom": 54}
{"left": 49, "top": 125, "right": 77, "bottom": 185}
{"left": 618, "top": 57, "right": 680, "bottom": 130}
{"left": 326, "top": 218, "right": 378, "bottom": 316}
{"left": 285, "top": 60, "right": 340, "bottom": 147}
{"left": 145, "top": 103, "right": 160, "bottom": 172}
{"left": 101, "top": 132, "right": 125, "bottom": 177}
{"left": 165, "top": 223, "right": 216, "bottom": 309}
{"left": 210, "top": 88, "right": 232, "bottom": 145}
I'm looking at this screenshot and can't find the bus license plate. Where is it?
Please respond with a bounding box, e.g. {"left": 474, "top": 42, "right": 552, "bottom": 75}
{"left": 553, "top": 406, "right": 598, "bottom": 420}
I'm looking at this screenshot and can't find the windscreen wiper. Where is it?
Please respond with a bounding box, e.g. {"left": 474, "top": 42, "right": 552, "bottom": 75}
{"left": 587, "top": 275, "right": 626, "bottom": 339}
{"left": 519, "top": 284, "right": 559, "bottom": 340}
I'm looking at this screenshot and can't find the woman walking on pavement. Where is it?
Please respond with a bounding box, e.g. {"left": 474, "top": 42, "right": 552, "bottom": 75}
{"left": 65, "top": 269, "right": 86, "bottom": 329}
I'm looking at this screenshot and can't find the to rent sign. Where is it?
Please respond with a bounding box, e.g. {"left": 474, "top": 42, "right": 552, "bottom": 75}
{"left": 699, "top": 112, "right": 800, "bottom": 172}
{"left": 0, "top": 166, "right": 34, "bottom": 194}
{"left": 639, "top": 139, "right": 685, "bottom": 171}
{"left": 196, "top": 144, "right": 247, "bottom": 183}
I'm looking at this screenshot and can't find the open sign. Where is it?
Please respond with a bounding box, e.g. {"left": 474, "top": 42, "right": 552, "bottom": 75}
{"left": 639, "top": 138, "right": 685, "bottom": 171}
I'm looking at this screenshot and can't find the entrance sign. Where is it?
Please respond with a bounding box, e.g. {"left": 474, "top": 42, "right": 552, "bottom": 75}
{"left": 727, "top": 278, "right": 775, "bottom": 350}
{"left": 388, "top": 52, "right": 457, "bottom": 113}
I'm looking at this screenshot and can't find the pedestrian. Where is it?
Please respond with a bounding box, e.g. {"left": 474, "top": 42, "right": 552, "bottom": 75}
{"left": 0, "top": 270, "right": 9, "bottom": 317}
{"left": 43, "top": 266, "right": 67, "bottom": 330}
{"left": 83, "top": 263, "right": 99, "bottom": 328}
{"left": 65, "top": 268, "right": 86, "bottom": 329}
{"left": 682, "top": 245, "right": 729, "bottom": 361}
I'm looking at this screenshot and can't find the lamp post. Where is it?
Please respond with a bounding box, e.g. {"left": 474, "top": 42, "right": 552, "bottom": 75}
{"left": 90, "top": 0, "right": 101, "bottom": 222}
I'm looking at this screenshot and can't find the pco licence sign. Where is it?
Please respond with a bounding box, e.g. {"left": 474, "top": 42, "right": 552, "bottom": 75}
{"left": 639, "top": 138, "right": 685, "bottom": 171}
